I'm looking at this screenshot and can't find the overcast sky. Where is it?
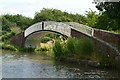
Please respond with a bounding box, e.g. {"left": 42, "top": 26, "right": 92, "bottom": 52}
{"left": 0, "top": 0, "right": 99, "bottom": 18}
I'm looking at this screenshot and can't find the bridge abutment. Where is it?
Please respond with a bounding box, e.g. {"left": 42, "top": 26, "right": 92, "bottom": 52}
{"left": 10, "top": 32, "right": 25, "bottom": 47}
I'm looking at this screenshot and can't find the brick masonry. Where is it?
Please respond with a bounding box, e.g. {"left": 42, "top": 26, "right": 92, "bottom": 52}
{"left": 94, "top": 29, "right": 120, "bottom": 46}
{"left": 10, "top": 32, "right": 25, "bottom": 46}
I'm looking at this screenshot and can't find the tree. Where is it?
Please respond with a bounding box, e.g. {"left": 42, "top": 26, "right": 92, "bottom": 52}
{"left": 95, "top": 1, "right": 120, "bottom": 30}
{"left": 2, "top": 16, "right": 16, "bottom": 31}
{"left": 85, "top": 9, "right": 99, "bottom": 27}
{"left": 94, "top": 14, "right": 118, "bottom": 30}
{"left": 2, "top": 14, "right": 33, "bottom": 30}
{"left": 33, "top": 8, "right": 87, "bottom": 24}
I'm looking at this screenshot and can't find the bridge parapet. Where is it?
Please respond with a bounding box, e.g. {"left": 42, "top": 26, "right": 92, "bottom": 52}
{"left": 44, "top": 21, "right": 71, "bottom": 36}
{"left": 64, "top": 22, "right": 93, "bottom": 36}
{"left": 25, "top": 22, "right": 42, "bottom": 37}
{"left": 25, "top": 21, "right": 71, "bottom": 37}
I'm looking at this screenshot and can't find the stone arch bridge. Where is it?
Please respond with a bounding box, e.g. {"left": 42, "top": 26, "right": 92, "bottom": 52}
{"left": 10, "top": 21, "right": 120, "bottom": 57}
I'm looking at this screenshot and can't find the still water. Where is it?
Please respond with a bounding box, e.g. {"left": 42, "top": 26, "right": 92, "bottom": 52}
{"left": 1, "top": 50, "right": 120, "bottom": 78}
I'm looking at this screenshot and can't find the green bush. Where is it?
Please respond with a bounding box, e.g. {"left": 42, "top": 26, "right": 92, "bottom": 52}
{"left": 77, "top": 37, "right": 94, "bottom": 56}
{"left": 47, "top": 33, "right": 60, "bottom": 39}
{"left": 53, "top": 40, "right": 64, "bottom": 60}
{"left": 0, "top": 31, "right": 7, "bottom": 36}
{"left": 1, "top": 43, "right": 35, "bottom": 52}
{"left": 65, "top": 37, "right": 75, "bottom": 57}
{"left": 53, "top": 37, "right": 117, "bottom": 68}
{"left": 1, "top": 32, "right": 15, "bottom": 41}
{"left": 41, "top": 37, "right": 52, "bottom": 43}
{"left": 1, "top": 44, "right": 18, "bottom": 51}
{"left": 53, "top": 37, "right": 94, "bottom": 60}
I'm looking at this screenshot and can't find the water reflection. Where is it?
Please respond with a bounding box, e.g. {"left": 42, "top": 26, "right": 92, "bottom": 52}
{"left": 2, "top": 50, "right": 120, "bottom": 78}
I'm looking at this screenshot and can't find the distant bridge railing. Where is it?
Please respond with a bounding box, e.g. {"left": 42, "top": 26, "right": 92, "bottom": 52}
{"left": 64, "top": 22, "right": 93, "bottom": 36}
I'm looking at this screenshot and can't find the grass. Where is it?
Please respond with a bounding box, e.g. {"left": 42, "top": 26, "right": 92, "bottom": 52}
{"left": 1, "top": 42, "right": 52, "bottom": 52}
{"left": 0, "top": 43, "right": 35, "bottom": 52}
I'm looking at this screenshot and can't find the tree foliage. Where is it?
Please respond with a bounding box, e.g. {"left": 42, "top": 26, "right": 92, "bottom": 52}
{"left": 33, "top": 8, "right": 87, "bottom": 24}
{"left": 2, "top": 14, "right": 33, "bottom": 31}
{"left": 85, "top": 9, "right": 99, "bottom": 27}
{"left": 95, "top": 13, "right": 118, "bottom": 30}
{"left": 95, "top": 1, "right": 120, "bottom": 30}
{"left": 2, "top": 17, "right": 15, "bottom": 31}
{"left": 1, "top": 7, "right": 120, "bottom": 33}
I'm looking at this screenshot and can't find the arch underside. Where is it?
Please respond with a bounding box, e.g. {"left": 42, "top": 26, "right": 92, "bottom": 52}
{"left": 24, "top": 30, "right": 68, "bottom": 48}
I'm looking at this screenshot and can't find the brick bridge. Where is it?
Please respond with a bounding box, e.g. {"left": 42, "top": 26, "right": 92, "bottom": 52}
{"left": 10, "top": 21, "right": 120, "bottom": 63}
{"left": 11, "top": 21, "right": 95, "bottom": 48}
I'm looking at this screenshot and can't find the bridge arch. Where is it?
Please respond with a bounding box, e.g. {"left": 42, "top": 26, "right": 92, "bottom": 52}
{"left": 24, "top": 21, "right": 94, "bottom": 48}
{"left": 24, "top": 30, "right": 68, "bottom": 48}
{"left": 24, "top": 21, "right": 73, "bottom": 48}
{"left": 25, "top": 21, "right": 72, "bottom": 37}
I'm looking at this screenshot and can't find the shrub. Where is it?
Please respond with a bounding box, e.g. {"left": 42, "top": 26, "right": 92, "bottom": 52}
{"left": 1, "top": 32, "right": 15, "bottom": 41}
{"left": 41, "top": 37, "right": 52, "bottom": 43}
{"left": 52, "top": 37, "right": 94, "bottom": 60}
{"left": 77, "top": 37, "right": 94, "bottom": 56}
{"left": 53, "top": 40, "right": 64, "bottom": 60}
{"left": 1, "top": 43, "right": 35, "bottom": 52}
{"left": 65, "top": 37, "right": 76, "bottom": 57}
{"left": 1, "top": 44, "right": 18, "bottom": 51}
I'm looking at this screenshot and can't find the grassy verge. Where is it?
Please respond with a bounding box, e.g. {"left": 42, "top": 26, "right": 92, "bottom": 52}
{"left": 0, "top": 43, "right": 35, "bottom": 52}
{"left": 0, "top": 43, "right": 51, "bottom": 52}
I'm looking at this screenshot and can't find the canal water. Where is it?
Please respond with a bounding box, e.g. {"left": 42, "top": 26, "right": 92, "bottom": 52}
{"left": 1, "top": 50, "right": 120, "bottom": 78}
